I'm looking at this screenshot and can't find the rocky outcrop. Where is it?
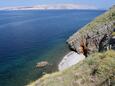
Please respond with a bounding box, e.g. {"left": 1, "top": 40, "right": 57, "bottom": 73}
{"left": 109, "top": 31, "right": 115, "bottom": 49}
{"left": 27, "top": 6, "right": 115, "bottom": 86}
{"left": 58, "top": 51, "right": 85, "bottom": 71}
{"left": 67, "top": 6, "right": 115, "bottom": 56}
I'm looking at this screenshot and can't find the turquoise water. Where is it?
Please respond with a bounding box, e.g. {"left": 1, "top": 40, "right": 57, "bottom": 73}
{"left": 0, "top": 10, "right": 105, "bottom": 86}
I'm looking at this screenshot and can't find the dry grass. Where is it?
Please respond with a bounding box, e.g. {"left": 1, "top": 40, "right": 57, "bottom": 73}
{"left": 27, "top": 50, "right": 115, "bottom": 86}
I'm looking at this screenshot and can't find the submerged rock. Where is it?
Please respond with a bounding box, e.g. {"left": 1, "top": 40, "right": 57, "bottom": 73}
{"left": 36, "top": 61, "right": 49, "bottom": 68}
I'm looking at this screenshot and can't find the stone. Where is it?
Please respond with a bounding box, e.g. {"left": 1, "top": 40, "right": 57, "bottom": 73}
{"left": 36, "top": 61, "right": 49, "bottom": 68}
{"left": 58, "top": 51, "right": 85, "bottom": 71}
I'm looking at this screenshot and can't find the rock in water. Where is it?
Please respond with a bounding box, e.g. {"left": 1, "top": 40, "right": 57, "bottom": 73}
{"left": 36, "top": 61, "right": 49, "bottom": 68}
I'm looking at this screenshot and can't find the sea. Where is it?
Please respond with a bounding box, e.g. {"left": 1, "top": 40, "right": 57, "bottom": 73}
{"left": 0, "top": 10, "right": 105, "bottom": 86}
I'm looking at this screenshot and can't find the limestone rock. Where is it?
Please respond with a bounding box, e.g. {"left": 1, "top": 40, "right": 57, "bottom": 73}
{"left": 58, "top": 51, "right": 85, "bottom": 71}
{"left": 67, "top": 7, "right": 115, "bottom": 56}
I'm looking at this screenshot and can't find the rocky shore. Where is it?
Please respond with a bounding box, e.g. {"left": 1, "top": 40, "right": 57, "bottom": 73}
{"left": 58, "top": 6, "right": 115, "bottom": 72}
{"left": 67, "top": 6, "right": 115, "bottom": 56}
{"left": 27, "top": 5, "right": 115, "bottom": 86}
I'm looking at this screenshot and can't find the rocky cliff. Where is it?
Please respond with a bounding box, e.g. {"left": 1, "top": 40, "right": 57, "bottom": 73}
{"left": 67, "top": 6, "right": 115, "bottom": 56}
{"left": 27, "top": 6, "right": 115, "bottom": 86}
{"left": 28, "top": 50, "right": 115, "bottom": 86}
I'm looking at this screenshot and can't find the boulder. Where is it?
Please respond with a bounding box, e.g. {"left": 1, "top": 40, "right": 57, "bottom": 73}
{"left": 36, "top": 61, "right": 49, "bottom": 68}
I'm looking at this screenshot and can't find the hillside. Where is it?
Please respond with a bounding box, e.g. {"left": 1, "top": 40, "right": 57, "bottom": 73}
{"left": 0, "top": 4, "right": 97, "bottom": 10}
{"left": 28, "top": 50, "right": 115, "bottom": 86}
{"left": 67, "top": 5, "right": 115, "bottom": 56}
{"left": 27, "top": 6, "right": 115, "bottom": 86}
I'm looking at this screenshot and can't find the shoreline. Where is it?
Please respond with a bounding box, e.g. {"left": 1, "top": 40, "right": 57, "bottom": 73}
{"left": 27, "top": 6, "right": 115, "bottom": 86}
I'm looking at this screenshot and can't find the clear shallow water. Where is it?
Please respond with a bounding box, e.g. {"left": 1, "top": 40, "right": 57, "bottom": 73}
{"left": 0, "top": 10, "right": 105, "bottom": 86}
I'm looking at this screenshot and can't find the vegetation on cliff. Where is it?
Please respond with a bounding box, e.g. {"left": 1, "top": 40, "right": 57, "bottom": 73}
{"left": 67, "top": 6, "right": 115, "bottom": 55}
{"left": 28, "top": 50, "right": 115, "bottom": 86}
{"left": 27, "top": 6, "right": 115, "bottom": 86}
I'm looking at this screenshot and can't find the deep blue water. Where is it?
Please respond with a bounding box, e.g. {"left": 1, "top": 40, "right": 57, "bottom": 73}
{"left": 0, "top": 10, "right": 105, "bottom": 86}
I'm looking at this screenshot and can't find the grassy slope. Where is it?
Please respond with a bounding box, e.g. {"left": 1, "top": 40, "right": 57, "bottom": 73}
{"left": 78, "top": 6, "right": 115, "bottom": 34}
{"left": 28, "top": 50, "right": 115, "bottom": 86}
{"left": 68, "top": 6, "right": 115, "bottom": 42}
{"left": 84, "top": 7, "right": 114, "bottom": 28}
{"left": 28, "top": 6, "right": 115, "bottom": 86}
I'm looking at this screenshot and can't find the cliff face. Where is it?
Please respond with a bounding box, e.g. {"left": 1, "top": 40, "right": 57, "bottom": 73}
{"left": 67, "top": 6, "right": 115, "bottom": 56}
{"left": 27, "top": 6, "right": 115, "bottom": 86}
